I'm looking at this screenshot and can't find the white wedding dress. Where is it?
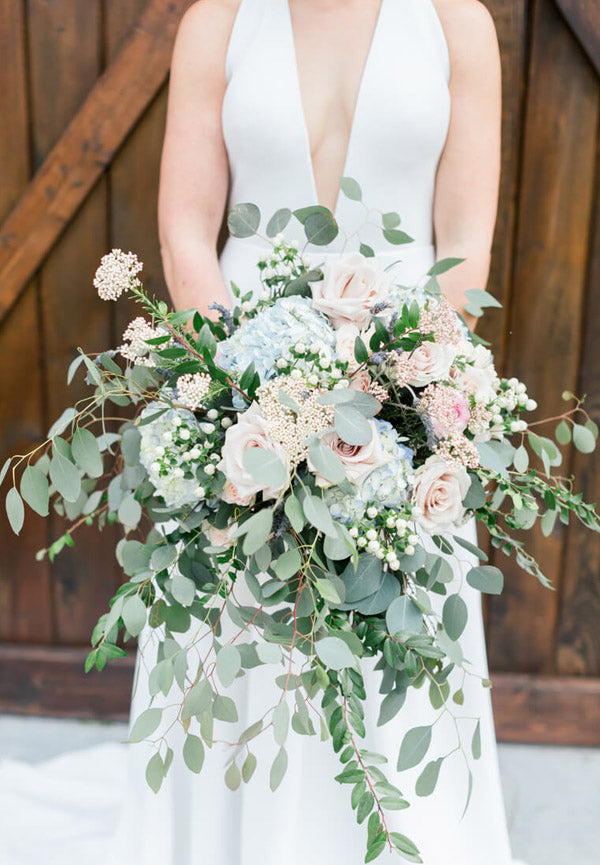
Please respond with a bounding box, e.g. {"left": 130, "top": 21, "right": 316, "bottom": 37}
{"left": 0, "top": 1, "right": 526, "bottom": 864}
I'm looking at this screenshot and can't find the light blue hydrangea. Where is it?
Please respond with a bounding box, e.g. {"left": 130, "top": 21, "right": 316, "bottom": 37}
{"left": 216, "top": 296, "right": 336, "bottom": 382}
{"left": 324, "top": 419, "right": 414, "bottom": 524}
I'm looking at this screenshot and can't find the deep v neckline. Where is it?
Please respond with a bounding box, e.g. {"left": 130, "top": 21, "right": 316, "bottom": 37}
{"left": 284, "top": 0, "right": 387, "bottom": 219}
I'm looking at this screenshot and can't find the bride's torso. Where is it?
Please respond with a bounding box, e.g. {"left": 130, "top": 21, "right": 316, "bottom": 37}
{"left": 219, "top": 0, "right": 451, "bottom": 292}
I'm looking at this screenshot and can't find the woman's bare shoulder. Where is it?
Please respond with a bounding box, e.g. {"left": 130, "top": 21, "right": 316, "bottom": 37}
{"left": 174, "top": 0, "right": 242, "bottom": 63}
{"left": 433, "top": 0, "right": 500, "bottom": 71}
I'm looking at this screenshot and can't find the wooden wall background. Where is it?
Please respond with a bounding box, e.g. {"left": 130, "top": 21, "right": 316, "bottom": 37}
{"left": 0, "top": 0, "right": 599, "bottom": 744}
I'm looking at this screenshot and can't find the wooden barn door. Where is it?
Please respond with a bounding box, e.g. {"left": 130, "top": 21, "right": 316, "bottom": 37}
{"left": 0, "top": 0, "right": 599, "bottom": 741}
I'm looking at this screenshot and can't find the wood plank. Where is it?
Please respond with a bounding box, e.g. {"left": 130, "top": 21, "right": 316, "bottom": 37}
{"left": 106, "top": 0, "right": 171, "bottom": 342}
{"left": 479, "top": 0, "right": 528, "bottom": 361}
{"left": 486, "top": 0, "right": 600, "bottom": 674}
{"left": 0, "top": 0, "right": 52, "bottom": 643}
{"left": 0, "top": 643, "right": 135, "bottom": 721}
{"left": 26, "top": 0, "right": 119, "bottom": 644}
{"left": 2, "top": 646, "right": 598, "bottom": 747}
{"left": 491, "top": 672, "right": 600, "bottom": 745}
{"left": 557, "top": 143, "right": 600, "bottom": 676}
{"left": 555, "top": 0, "right": 600, "bottom": 75}
{"left": 0, "top": 0, "right": 193, "bottom": 323}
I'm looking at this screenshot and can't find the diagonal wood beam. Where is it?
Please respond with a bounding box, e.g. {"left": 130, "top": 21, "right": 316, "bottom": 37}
{"left": 554, "top": 0, "right": 600, "bottom": 75}
{"left": 0, "top": 0, "right": 193, "bottom": 322}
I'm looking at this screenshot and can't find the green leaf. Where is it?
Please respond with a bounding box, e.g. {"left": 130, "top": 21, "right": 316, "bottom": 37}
{"left": 266, "top": 207, "right": 292, "bottom": 237}
{"left": 386, "top": 595, "right": 423, "bottom": 636}
{"left": 129, "top": 708, "right": 162, "bottom": 743}
{"left": 390, "top": 832, "right": 421, "bottom": 857}
{"left": 316, "top": 636, "right": 356, "bottom": 670}
{"left": 381, "top": 211, "right": 401, "bottom": 229}
{"left": 308, "top": 437, "right": 346, "bottom": 484}
{"left": 427, "top": 257, "right": 465, "bottom": 276}
{"left": 273, "top": 547, "right": 302, "bottom": 581}
{"left": 216, "top": 643, "right": 242, "bottom": 687}
{"left": 573, "top": 423, "right": 595, "bottom": 454}
{"left": 284, "top": 494, "right": 305, "bottom": 532}
{"left": 227, "top": 202, "right": 260, "bottom": 238}
{"left": 242, "top": 751, "right": 257, "bottom": 782}
{"left": 237, "top": 508, "right": 274, "bottom": 556}
{"left": 415, "top": 758, "right": 443, "bottom": 796}
{"left": 270, "top": 745, "right": 288, "bottom": 790}
{"left": 242, "top": 447, "right": 288, "bottom": 490}
{"left": 462, "top": 474, "right": 486, "bottom": 509}
{"left": 353, "top": 571, "right": 400, "bottom": 616}
{"left": 334, "top": 404, "right": 372, "bottom": 446}
{"left": 72, "top": 428, "right": 103, "bottom": 477}
{"left": 303, "top": 494, "right": 337, "bottom": 537}
{"left": 6, "top": 487, "right": 24, "bottom": 535}
{"left": 476, "top": 440, "right": 514, "bottom": 477}
{"left": 442, "top": 594, "right": 468, "bottom": 641}
{"left": 472, "top": 720, "right": 481, "bottom": 759}
{"left": 397, "top": 725, "right": 432, "bottom": 771}
{"left": 555, "top": 420, "right": 571, "bottom": 446}
{"left": 145, "top": 752, "right": 164, "bottom": 793}
{"left": 452, "top": 535, "right": 488, "bottom": 561}
{"left": 273, "top": 700, "right": 290, "bottom": 746}
{"left": 339, "top": 555, "right": 383, "bottom": 603}
{"left": 354, "top": 335, "right": 369, "bottom": 364}
{"left": 360, "top": 243, "right": 375, "bottom": 258}
{"left": 120, "top": 427, "right": 141, "bottom": 467}
{"left": 182, "top": 680, "right": 213, "bottom": 719}
{"left": 339, "top": 176, "right": 362, "bottom": 200}
{"left": 183, "top": 734, "right": 205, "bottom": 773}
{"left": 20, "top": 466, "right": 49, "bottom": 517}
{"left": 225, "top": 761, "right": 241, "bottom": 790}
{"left": 49, "top": 451, "right": 81, "bottom": 503}
{"left": 170, "top": 573, "right": 196, "bottom": 607}
{"left": 314, "top": 578, "right": 342, "bottom": 604}
{"left": 47, "top": 407, "right": 78, "bottom": 439}
{"left": 213, "top": 695, "right": 238, "bottom": 723}
{"left": 122, "top": 594, "right": 147, "bottom": 637}
{"left": 513, "top": 444, "right": 529, "bottom": 473}
{"left": 466, "top": 565, "right": 504, "bottom": 595}
{"left": 118, "top": 492, "right": 142, "bottom": 528}
{"left": 383, "top": 228, "right": 413, "bottom": 245}
{"left": 464, "top": 288, "right": 502, "bottom": 312}
{"left": 357, "top": 791, "right": 374, "bottom": 823}
{"left": 377, "top": 689, "right": 407, "bottom": 726}
{"left": 151, "top": 544, "right": 178, "bottom": 572}
{"left": 304, "top": 211, "right": 338, "bottom": 246}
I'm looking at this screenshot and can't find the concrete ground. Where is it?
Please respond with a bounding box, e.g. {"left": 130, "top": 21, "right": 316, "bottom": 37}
{"left": 1, "top": 714, "right": 598, "bottom": 864}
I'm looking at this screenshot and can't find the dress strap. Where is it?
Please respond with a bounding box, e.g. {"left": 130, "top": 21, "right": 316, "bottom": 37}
{"left": 408, "top": 0, "right": 451, "bottom": 83}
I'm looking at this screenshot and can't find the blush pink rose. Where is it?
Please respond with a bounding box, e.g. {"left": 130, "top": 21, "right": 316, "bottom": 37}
{"left": 219, "top": 402, "right": 290, "bottom": 503}
{"left": 412, "top": 455, "right": 470, "bottom": 532}
{"left": 308, "top": 420, "right": 391, "bottom": 487}
{"left": 202, "top": 520, "right": 238, "bottom": 549}
{"left": 311, "top": 252, "right": 391, "bottom": 329}
{"left": 420, "top": 384, "right": 471, "bottom": 439}
{"left": 400, "top": 342, "right": 456, "bottom": 388}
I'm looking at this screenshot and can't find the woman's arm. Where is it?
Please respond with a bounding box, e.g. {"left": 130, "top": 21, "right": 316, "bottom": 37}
{"left": 158, "top": 0, "right": 240, "bottom": 315}
{"left": 432, "top": 0, "right": 502, "bottom": 332}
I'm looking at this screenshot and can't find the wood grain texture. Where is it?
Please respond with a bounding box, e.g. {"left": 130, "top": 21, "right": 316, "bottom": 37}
{"left": 555, "top": 0, "right": 600, "bottom": 75}
{"left": 0, "top": 0, "right": 193, "bottom": 323}
{"left": 486, "top": 0, "right": 600, "bottom": 673}
{"left": 0, "top": 0, "right": 52, "bottom": 643}
{"left": 557, "top": 143, "right": 600, "bottom": 676}
{"left": 479, "top": 0, "right": 528, "bottom": 363}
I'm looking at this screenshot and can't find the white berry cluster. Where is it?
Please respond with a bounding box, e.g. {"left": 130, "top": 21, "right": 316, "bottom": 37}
{"left": 139, "top": 405, "right": 224, "bottom": 509}
{"left": 257, "top": 234, "right": 311, "bottom": 291}
{"left": 119, "top": 316, "right": 170, "bottom": 368}
{"left": 273, "top": 341, "right": 346, "bottom": 390}
{"left": 349, "top": 505, "right": 420, "bottom": 570}
{"left": 176, "top": 372, "right": 212, "bottom": 411}
{"left": 492, "top": 377, "right": 537, "bottom": 435}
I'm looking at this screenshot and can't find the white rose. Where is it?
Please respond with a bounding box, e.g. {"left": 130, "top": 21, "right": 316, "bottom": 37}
{"left": 451, "top": 343, "right": 499, "bottom": 403}
{"left": 308, "top": 421, "right": 392, "bottom": 487}
{"left": 311, "top": 252, "right": 391, "bottom": 329}
{"left": 411, "top": 455, "right": 470, "bottom": 532}
{"left": 335, "top": 323, "right": 375, "bottom": 370}
{"left": 218, "top": 402, "right": 290, "bottom": 504}
{"left": 402, "top": 342, "right": 456, "bottom": 387}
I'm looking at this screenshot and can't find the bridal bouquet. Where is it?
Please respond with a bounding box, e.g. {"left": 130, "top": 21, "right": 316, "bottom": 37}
{"left": 4, "top": 180, "right": 599, "bottom": 862}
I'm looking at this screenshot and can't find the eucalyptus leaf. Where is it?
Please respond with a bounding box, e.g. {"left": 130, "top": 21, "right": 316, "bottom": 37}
{"left": 339, "top": 176, "right": 362, "bottom": 201}
{"left": 227, "top": 202, "right": 260, "bottom": 238}
{"left": 334, "top": 405, "right": 372, "bottom": 446}
{"left": 386, "top": 595, "right": 423, "bottom": 636}
{"left": 183, "top": 734, "right": 205, "bottom": 773}
{"left": 316, "top": 636, "right": 356, "bottom": 670}
{"left": 129, "top": 708, "right": 162, "bottom": 743}
{"left": 442, "top": 594, "right": 468, "bottom": 641}
{"left": 20, "top": 466, "right": 49, "bottom": 517}
{"left": 216, "top": 643, "right": 242, "bottom": 687}
{"left": 415, "top": 758, "right": 443, "bottom": 797}
{"left": 308, "top": 437, "right": 346, "bottom": 484}
{"left": 49, "top": 452, "right": 81, "bottom": 503}
{"left": 397, "top": 725, "right": 432, "bottom": 771}
{"left": 122, "top": 594, "right": 147, "bottom": 637}
{"left": 72, "top": 428, "right": 103, "bottom": 477}
{"left": 266, "top": 207, "right": 292, "bottom": 237}
{"left": 466, "top": 565, "right": 504, "bottom": 595}
{"left": 242, "top": 447, "right": 288, "bottom": 490}
{"left": 270, "top": 745, "right": 288, "bottom": 790}
{"left": 6, "top": 487, "right": 24, "bottom": 535}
